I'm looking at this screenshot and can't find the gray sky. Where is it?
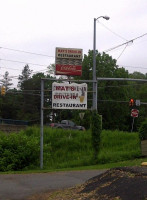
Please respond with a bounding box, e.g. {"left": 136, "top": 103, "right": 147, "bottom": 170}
{"left": 0, "top": 0, "right": 147, "bottom": 88}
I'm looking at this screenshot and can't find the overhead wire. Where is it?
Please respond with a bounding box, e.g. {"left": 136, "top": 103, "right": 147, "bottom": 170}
{"left": 118, "top": 65, "right": 147, "bottom": 70}
{"left": 98, "top": 21, "right": 128, "bottom": 41}
{"left": 0, "top": 58, "right": 48, "bottom": 67}
{"left": 0, "top": 46, "right": 54, "bottom": 58}
{"left": 97, "top": 21, "right": 147, "bottom": 61}
{"left": 104, "top": 33, "right": 147, "bottom": 53}
{"left": 0, "top": 33, "right": 146, "bottom": 86}
{"left": 117, "top": 44, "right": 128, "bottom": 60}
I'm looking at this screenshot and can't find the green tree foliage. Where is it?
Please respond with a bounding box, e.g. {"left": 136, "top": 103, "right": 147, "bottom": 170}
{"left": 129, "top": 71, "right": 147, "bottom": 79}
{"left": 91, "top": 111, "right": 102, "bottom": 162}
{"left": 80, "top": 50, "right": 131, "bottom": 130}
{"left": 17, "top": 67, "right": 53, "bottom": 123}
{"left": 18, "top": 64, "right": 32, "bottom": 89}
{"left": 17, "top": 71, "right": 47, "bottom": 122}
{"left": 0, "top": 88, "right": 21, "bottom": 119}
{"left": 1, "top": 71, "right": 13, "bottom": 91}
{"left": 139, "top": 118, "right": 147, "bottom": 140}
{"left": 0, "top": 64, "right": 54, "bottom": 123}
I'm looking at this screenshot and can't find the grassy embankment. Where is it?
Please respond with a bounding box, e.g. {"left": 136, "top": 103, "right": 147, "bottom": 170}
{"left": 24, "top": 126, "right": 142, "bottom": 169}
{"left": 0, "top": 126, "right": 144, "bottom": 172}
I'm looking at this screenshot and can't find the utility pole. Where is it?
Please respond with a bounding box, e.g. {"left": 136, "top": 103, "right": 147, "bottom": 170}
{"left": 92, "top": 16, "right": 110, "bottom": 111}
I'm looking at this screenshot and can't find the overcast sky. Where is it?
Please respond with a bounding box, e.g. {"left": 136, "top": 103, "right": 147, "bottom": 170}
{"left": 0, "top": 0, "right": 147, "bottom": 87}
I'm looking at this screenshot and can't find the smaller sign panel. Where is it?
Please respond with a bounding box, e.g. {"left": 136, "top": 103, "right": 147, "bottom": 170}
{"left": 55, "top": 47, "right": 83, "bottom": 76}
{"left": 52, "top": 82, "right": 87, "bottom": 110}
{"left": 131, "top": 109, "right": 139, "bottom": 118}
{"left": 135, "top": 99, "right": 141, "bottom": 106}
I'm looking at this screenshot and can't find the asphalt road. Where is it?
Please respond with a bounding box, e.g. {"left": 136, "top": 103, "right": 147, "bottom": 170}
{"left": 0, "top": 169, "right": 106, "bottom": 200}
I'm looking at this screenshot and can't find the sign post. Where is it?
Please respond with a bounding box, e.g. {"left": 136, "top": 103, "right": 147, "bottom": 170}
{"left": 131, "top": 109, "right": 139, "bottom": 132}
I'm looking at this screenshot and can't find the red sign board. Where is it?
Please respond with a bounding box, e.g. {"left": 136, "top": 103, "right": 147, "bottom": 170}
{"left": 131, "top": 109, "right": 139, "bottom": 118}
{"left": 56, "top": 64, "right": 82, "bottom": 76}
{"left": 55, "top": 47, "right": 83, "bottom": 76}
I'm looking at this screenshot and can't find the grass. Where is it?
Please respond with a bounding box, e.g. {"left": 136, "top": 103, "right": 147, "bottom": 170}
{"left": 0, "top": 158, "right": 146, "bottom": 174}
{"left": 0, "top": 126, "right": 143, "bottom": 172}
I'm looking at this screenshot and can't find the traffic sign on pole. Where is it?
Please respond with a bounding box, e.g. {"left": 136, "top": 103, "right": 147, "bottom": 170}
{"left": 135, "top": 99, "right": 140, "bottom": 106}
{"left": 131, "top": 109, "right": 139, "bottom": 118}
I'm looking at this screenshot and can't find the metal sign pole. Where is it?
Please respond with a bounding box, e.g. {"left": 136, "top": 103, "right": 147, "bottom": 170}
{"left": 131, "top": 117, "right": 135, "bottom": 132}
{"left": 40, "top": 79, "right": 44, "bottom": 169}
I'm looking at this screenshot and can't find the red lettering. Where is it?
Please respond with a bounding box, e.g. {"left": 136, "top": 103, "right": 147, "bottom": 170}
{"left": 53, "top": 94, "right": 77, "bottom": 99}
{"left": 56, "top": 86, "right": 61, "bottom": 90}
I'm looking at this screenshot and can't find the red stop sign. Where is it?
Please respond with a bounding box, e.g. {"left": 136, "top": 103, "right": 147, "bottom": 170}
{"left": 131, "top": 109, "right": 139, "bottom": 118}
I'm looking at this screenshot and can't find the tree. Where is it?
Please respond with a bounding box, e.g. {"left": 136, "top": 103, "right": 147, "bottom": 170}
{"left": 129, "top": 71, "right": 146, "bottom": 79}
{"left": 17, "top": 72, "right": 44, "bottom": 122}
{"left": 1, "top": 71, "right": 13, "bottom": 91}
{"left": 18, "top": 64, "right": 32, "bottom": 89}
{"left": 0, "top": 88, "right": 21, "bottom": 119}
{"left": 80, "top": 50, "right": 131, "bottom": 130}
{"left": 47, "top": 64, "right": 55, "bottom": 77}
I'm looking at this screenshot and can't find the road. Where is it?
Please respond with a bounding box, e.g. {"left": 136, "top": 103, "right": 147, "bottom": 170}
{"left": 0, "top": 169, "right": 106, "bottom": 200}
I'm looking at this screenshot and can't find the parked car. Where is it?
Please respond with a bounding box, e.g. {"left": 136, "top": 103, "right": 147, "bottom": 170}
{"left": 50, "top": 120, "right": 85, "bottom": 131}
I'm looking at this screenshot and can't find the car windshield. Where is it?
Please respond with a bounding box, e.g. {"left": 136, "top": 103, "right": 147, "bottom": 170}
{"left": 68, "top": 120, "right": 75, "bottom": 126}
{"left": 61, "top": 120, "right": 67, "bottom": 124}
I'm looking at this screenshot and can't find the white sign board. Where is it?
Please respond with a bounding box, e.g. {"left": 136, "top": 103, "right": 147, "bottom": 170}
{"left": 52, "top": 82, "right": 87, "bottom": 110}
{"left": 135, "top": 99, "right": 140, "bottom": 106}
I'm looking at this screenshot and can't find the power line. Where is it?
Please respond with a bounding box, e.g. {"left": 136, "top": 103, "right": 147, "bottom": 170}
{"left": 119, "top": 65, "right": 147, "bottom": 70}
{"left": 0, "top": 58, "right": 48, "bottom": 67}
{"left": 99, "top": 21, "right": 128, "bottom": 41}
{"left": 0, "top": 65, "right": 49, "bottom": 75}
{"left": 117, "top": 44, "right": 128, "bottom": 60}
{"left": 98, "top": 83, "right": 147, "bottom": 89}
{"left": 0, "top": 66, "right": 21, "bottom": 71}
{"left": 104, "top": 33, "right": 147, "bottom": 53}
{"left": 0, "top": 46, "right": 54, "bottom": 58}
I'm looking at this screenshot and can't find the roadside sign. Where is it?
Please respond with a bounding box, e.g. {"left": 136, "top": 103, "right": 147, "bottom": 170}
{"left": 135, "top": 99, "right": 141, "bottom": 106}
{"left": 55, "top": 47, "right": 83, "bottom": 76}
{"left": 131, "top": 109, "right": 139, "bottom": 118}
{"left": 52, "top": 82, "right": 87, "bottom": 110}
{"left": 79, "top": 112, "right": 85, "bottom": 119}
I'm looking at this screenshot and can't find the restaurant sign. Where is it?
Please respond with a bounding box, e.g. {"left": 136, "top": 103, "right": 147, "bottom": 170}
{"left": 52, "top": 82, "right": 87, "bottom": 110}
{"left": 55, "top": 47, "right": 83, "bottom": 76}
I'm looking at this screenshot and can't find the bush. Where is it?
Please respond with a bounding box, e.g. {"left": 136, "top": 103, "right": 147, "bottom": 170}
{"left": 91, "top": 111, "right": 102, "bottom": 162}
{"left": 0, "top": 132, "right": 39, "bottom": 171}
{"left": 139, "top": 119, "right": 147, "bottom": 140}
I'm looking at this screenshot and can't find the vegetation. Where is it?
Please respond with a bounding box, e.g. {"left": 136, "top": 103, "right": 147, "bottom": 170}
{"left": 139, "top": 118, "right": 147, "bottom": 140}
{"left": 0, "top": 131, "right": 39, "bottom": 171}
{"left": 91, "top": 111, "right": 102, "bottom": 162}
{"left": 0, "top": 127, "right": 141, "bottom": 172}
{"left": 0, "top": 50, "right": 146, "bottom": 131}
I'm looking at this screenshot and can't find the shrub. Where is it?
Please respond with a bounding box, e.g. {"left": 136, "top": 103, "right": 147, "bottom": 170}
{"left": 139, "top": 119, "right": 147, "bottom": 140}
{"left": 0, "top": 132, "right": 39, "bottom": 171}
{"left": 91, "top": 111, "right": 102, "bottom": 162}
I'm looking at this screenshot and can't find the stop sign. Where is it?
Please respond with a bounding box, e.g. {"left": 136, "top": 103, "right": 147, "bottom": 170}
{"left": 131, "top": 109, "right": 139, "bottom": 118}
